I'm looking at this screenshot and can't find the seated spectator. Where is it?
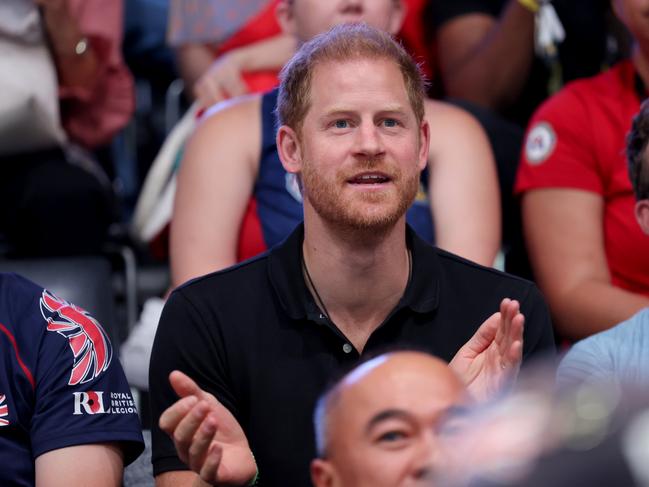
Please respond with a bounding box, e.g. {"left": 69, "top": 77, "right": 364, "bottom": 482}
{"left": 556, "top": 101, "right": 649, "bottom": 388}
{"left": 310, "top": 351, "right": 466, "bottom": 487}
{"left": 170, "top": 0, "right": 500, "bottom": 289}
{"left": 168, "top": 0, "right": 294, "bottom": 108}
{"left": 429, "top": 0, "right": 626, "bottom": 276}
{"left": 168, "top": 0, "right": 441, "bottom": 109}
{"left": 516, "top": 0, "right": 649, "bottom": 340}
{"left": 149, "top": 23, "right": 553, "bottom": 487}
{"left": 0, "top": 272, "right": 144, "bottom": 485}
{"left": 313, "top": 348, "right": 649, "bottom": 487}
{"left": 0, "top": 0, "right": 133, "bottom": 256}
{"left": 122, "top": 0, "right": 500, "bottom": 392}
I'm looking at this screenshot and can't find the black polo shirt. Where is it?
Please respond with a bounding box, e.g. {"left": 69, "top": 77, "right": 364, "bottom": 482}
{"left": 150, "top": 224, "right": 555, "bottom": 486}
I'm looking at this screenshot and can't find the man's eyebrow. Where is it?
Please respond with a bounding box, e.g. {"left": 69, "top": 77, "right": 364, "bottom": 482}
{"left": 319, "top": 109, "right": 356, "bottom": 120}
{"left": 320, "top": 104, "right": 408, "bottom": 117}
{"left": 364, "top": 409, "right": 412, "bottom": 434}
{"left": 376, "top": 106, "right": 409, "bottom": 115}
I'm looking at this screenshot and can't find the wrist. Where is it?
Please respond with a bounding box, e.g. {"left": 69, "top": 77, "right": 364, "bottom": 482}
{"left": 517, "top": 0, "right": 540, "bottom": 13}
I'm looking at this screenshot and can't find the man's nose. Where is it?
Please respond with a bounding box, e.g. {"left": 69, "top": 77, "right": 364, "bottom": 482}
{"left": 353, "top": 122, "right": 385, "bottom": 158}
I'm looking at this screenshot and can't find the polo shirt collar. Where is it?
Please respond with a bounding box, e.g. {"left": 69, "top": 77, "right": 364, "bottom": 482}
{"left": 268, "top": 223, "right": 440, "bottom": 320}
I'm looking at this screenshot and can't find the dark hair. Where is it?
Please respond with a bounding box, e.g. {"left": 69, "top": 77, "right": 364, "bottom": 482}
{"left": 627, "top": 100, "right": 649, "bottom": 200}
{"left": 277, "top": 23, "right": 427, "bottom": 134}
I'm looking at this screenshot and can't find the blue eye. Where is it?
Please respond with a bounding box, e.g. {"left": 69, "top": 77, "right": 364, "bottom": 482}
{"left": 383, "top": 118, "right": 399, "bottom": 128}
{"left": 334, "top": 120, "right": 349, "bottom": 129}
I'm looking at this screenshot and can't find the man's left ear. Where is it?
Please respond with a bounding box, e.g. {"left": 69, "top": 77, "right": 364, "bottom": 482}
{"left": 635, "top": 199, "right": 649, "bottom": 235}
{"left": 418, "top": 119, "right": 430, "bottom": 170}
{"left": 277, "top": 125, "right": 303, "bottom": 174}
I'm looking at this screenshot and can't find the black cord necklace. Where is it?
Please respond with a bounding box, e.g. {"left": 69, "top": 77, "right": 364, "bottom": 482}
{"left": 301, "top": 249, "right": 413, "bottom": 323}
{"left": 302, "top": 252, "right": 332, "bottom": 321}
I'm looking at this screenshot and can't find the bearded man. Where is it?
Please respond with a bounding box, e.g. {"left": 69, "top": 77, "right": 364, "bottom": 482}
{"left": 149, "top": 24, "right": 554, "bottom": 487}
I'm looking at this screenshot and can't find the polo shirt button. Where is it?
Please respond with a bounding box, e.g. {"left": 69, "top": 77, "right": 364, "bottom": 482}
{"left": 342, "top": 343, "right": 353, "bottom": 354}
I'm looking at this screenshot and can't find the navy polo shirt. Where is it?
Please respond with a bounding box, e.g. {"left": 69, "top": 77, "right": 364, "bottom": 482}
{"left": 0, "top": 273, "right": 144, "bottom": 486}
{"left": 150, "top": 224, "right": 554, "bottom": 486}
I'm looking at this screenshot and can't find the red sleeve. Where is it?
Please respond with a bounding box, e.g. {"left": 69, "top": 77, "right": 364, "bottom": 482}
{"left": 515, "top": 84, "right": 604, "bottom": 196}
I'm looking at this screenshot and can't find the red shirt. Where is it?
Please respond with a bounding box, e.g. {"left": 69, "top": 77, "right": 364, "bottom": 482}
{"left": 214, "top": 0, "right": 282, "bottom": 94}
{"left": 515, "top": 60, "right": 649, "bottom": 295}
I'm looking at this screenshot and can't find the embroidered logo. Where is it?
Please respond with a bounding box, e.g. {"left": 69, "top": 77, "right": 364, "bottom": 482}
{"left": 40, "top": 290, "right": 112, "bottom": 385}
{"left": 73, "top": 391, "right": 107, "bottom": 415}
{"left": 72, "top": 391, "right": 138, "bottom": 416}
{"left": 525, "top": 122, "right": 557, "bottom": 165}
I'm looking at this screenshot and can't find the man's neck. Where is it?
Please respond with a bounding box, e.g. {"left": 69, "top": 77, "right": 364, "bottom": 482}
{"left": 302, "top": 213, "right": 411, "bottom": 352}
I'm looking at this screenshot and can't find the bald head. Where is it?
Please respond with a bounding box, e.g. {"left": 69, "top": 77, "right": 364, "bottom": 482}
{"left": 312, "top": 352, "right": 466, "bottom": 487}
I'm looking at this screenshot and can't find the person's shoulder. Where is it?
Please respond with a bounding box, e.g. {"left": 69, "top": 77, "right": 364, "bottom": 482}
{"left": 593, "top": 308, "right": 649, "bottom": 344}
{"left": 182, "top": 93, "right": 264, "bottom": 170}
{"left": 0, "top": 273, "right": 45, "bottom": 325}
{"left": 565, "top": 309, "right": 649, "bottom": 362}
{"left": 0, "top": 272, "right": 42, "bottom": 294}
{"left": 198, "top": 93, "right": 263, "bottom": 131}
{"left": 433, "top": 247, "right": 539, "bottom": 293}
{"left": 424, "top": 99, "right": 490, "bottom": 156}
{"left": 565, "top": 61, "right": 630, "bottom": 98}
{"left": 535, "top": 61, "right": 632, "bottom": 117}
{"left": 424, "top": 99, "right": 484, "bottom": 133}
{"left": 173, "top": 251, "right": 271, "bottom": 299}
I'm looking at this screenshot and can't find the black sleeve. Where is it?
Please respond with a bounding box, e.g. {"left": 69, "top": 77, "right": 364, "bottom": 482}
{"left": 429, "top": 0, "right": 505, "bottom": 30}
{"left": 148, "top": 288, "right": 239, "bottom": 476}
{"left": 519, "top": 283, "right": 556, "bottom": 364}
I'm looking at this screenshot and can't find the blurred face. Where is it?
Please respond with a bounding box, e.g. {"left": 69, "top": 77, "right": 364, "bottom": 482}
{"left": 311, "top": 353, "right": 466, "bottom": 487}
{"left": 613, "top": 0, "right": 649, "bottom": 47}
{"left": 282, "top": 57, "right": 428, "bottom": 232}
{"left": 277, "top": 0, "right": 404, "bottom": 42}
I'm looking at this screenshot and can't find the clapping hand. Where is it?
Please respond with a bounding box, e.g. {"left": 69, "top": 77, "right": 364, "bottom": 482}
{"left": 449, "top": 298, "right": 524, "bottom": 402}
{"left": 159, "top": 371, "right": 257, "bottom": 486}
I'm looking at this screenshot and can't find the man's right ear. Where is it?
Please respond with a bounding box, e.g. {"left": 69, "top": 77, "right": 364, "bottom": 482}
{"left": 635, "top": 199, "right": 649, "bottom": 235}
{"left": 275, "top": 0, "right": 297, "bottom": 36}
{"left": 277, "top": 125, "right": 302, "bottom": 174}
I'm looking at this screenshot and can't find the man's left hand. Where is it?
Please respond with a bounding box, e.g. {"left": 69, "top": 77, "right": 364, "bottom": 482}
{"left": 449, "top": 298, "right": 524, "bottom": 402}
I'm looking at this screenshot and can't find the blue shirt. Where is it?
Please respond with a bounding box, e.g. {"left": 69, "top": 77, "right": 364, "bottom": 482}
{"left": 557, "top": 308, "right": 649, "bottom": 389}
{"left": 0, "top": 273, "right": 143, "bottom": 486}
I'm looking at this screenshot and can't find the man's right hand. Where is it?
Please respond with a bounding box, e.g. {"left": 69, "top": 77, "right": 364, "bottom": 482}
{"left": 159, "top": 371, "right": 257, "bottom": 486}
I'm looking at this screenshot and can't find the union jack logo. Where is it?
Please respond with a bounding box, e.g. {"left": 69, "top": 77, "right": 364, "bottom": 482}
{"left": 0, "top": 394, "right": 8, "bottom": 426}
{"left": 40, "top": 290, "right": 112, "bottom": 386}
